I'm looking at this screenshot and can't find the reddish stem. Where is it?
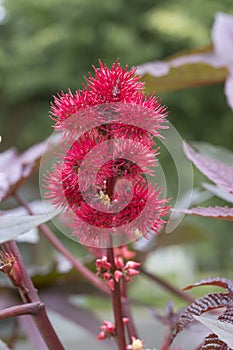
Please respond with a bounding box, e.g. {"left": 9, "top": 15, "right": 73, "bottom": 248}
{"left": 121, "top": 278, "right": 138, "bottom": 341}
{"left": 0, "top": 302, "right": 43, "bottom": 320}
{"left": 2, "top": 240, "right": 64, "bottom": 350}
{"left": 104, "top": 134, "right": 127, "bottom": 349}
{"left": 107, "top": 246, "right": 127, "bottom": 350}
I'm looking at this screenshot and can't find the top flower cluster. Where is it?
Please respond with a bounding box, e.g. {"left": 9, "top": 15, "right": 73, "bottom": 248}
{"left": 51, "top": 60, "right": 167, "bottom": 130}
{"left": 46, "top": 60, "right": 170, "bottom": 247}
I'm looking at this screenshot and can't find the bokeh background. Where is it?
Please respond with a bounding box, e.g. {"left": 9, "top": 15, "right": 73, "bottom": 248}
{"left": 0, "top": 1, "right": 233, "bottom": 348}
{"left": 1, "top": 0, "right": 233, "bottom": 150}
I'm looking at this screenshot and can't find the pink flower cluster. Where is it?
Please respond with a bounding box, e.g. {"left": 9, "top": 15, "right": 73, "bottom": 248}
{"left": 45, "top": 60, "right": 170, "bottom": 246}
{"left": 96, "top": 255, "right": 140, "bottom": 291}
{"left": 51, "top": 61, "right": 166, "bottom": 130}
{"left": 97, "top": 318, "right": 128, "bottom": 340}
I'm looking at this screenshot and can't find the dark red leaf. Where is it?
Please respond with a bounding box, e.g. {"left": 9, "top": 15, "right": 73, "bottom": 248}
{"left": 171, "top": 293, "right": 232, "bottom": 341}
{"left": 202, "top": 333, "right": 232, "bottom": 350}
{"left": 184, "top": 206, "right": 233, "bottom": 221}
{"left": 0, "top": 139, "right": 52, "bottom": 201}
{"left": 183, "top": 142, "right": 233, "bottom": 194}
{"left": 0, "top": 148, "right": 22, "bottom": 201}
{"left": 183, "top": 277, "right": 233, "bottom": 294}
{"left": 20, "top": 139, "right": 48, "bottom": 177}
{"left": 218, "top": 306, "right": 233, "bottom": 324}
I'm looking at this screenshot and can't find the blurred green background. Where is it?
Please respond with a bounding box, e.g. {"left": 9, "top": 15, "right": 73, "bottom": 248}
{"left": 0, "top": 0, "right": 233, "bottom": 280}
{"left": 1, "top": 0, "right": 233, "bottom": 150}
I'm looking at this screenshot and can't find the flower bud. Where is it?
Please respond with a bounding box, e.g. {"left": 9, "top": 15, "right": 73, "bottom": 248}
{"left": 102, "top": 256, "right": 112, "bottom": 269}
{"left": 127, "top": 268, "right": 140, "bottom": 277}
{"left": 106, "top": 278, "right": 115, "bottom": 291}
{"left": 114, "top": 270, "right": 123, "bottom": 283}
{"left": 103, "top": 272, "right": 111, "bottom": 280}
{"left": 125, "top": 261, "right": 141, "bottom": 269}
{"left": 103, "top": 320, "right": 115, "bottom": 333}
{"left": 123, "top": 317, "right": 129, "bottom": 324}
{"left": 97, "top": 331, "right": 106, "bottom": 340}
{"left": 132, "top": 338, "right": 143, "bottom": 350}
{"left": 114, "top": 257, "right": 124, "bottom": 269}
{"left": 0, "top": 252, "right": 22, "bottom": 287}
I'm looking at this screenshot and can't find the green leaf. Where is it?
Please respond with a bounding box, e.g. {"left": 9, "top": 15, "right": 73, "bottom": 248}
{"left": 194, "top": 315, "right": 233, "bottom": 348}
{"left": 0, "top": 209, "right": 60, "bottom": 244}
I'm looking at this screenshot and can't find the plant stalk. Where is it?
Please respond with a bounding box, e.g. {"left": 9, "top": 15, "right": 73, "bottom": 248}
{"left": 107, "top": 246, "right": 127, "bottom": 350}
{"left": 121, "top": 278, "right": 138, "bottom": 341}
{"left": 0, "top": 302, "right": 43, "bottom": 320}
{"left": 2, "top": 240, "right": 64, "bottom": 350}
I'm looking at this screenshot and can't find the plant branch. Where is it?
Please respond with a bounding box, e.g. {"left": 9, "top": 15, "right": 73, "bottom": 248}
{"left": 13, "top": 192, "right": 110, "bottom": 297}
{"left": 2, "top": 240, "right": 64, "bottom": 350}
{"left": 140, "top": 267, "right": 194, "bottom": 304}
{"left": 107, "top": 246, "right": 127, "bottom": 350}
{"left": 0, "top": 302, "right": 43, "bottom": 320}
{"left": 121, "top": 279, "right": 138, "bottom": 341}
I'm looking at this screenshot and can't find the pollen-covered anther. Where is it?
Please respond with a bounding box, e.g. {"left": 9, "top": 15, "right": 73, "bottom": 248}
{"left": 127, "top": 337, "right": 144, "bottom": 350}
{"left": 96, "top": 190, "right": 111, "bottom": 206}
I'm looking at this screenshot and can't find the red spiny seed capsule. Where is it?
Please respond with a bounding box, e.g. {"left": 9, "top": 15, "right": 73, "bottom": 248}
{"left": 46, "top": 60, "right": 170, "bottom": 247}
